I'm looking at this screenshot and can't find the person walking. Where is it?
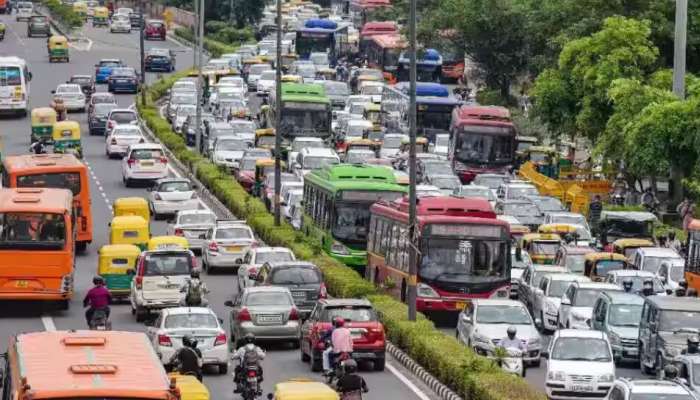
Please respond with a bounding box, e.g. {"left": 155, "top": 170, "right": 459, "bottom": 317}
{"left": 678, "top": 198, "right": 696, "bottom": 231}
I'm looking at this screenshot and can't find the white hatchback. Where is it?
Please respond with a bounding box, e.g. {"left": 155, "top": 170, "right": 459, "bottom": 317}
{"left": 121, "top": 143, "right": 169, "bottom": 186}
{"left": 106, "top": 124, "right": 143, "bottom": 157}
{"left": 148, "top": 178, "right": 200, "bottom": 218}
{"left": 53, "top": 84, "right": 86, "bottom": 112}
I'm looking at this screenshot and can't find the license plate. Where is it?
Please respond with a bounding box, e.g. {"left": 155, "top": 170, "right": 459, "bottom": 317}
{"left": 140, "top": 161, "right": 154, "bottom": 166}
{"left": 571, "top": 385, "right": 593, "bottom": 392}
{"left": 454, "top": 301, "right": 466, "bottom": 310}
{"left": 259, "top": 316, "right": 281, "bottom": 323}
{"left": 117, "top": 80, "right": 128, "bottom": 83}
{"left": 226, "top": 246, "right": 241, "bottom": 252}
{"left": 15, "top": 280, "right": 28, "bottom": 288}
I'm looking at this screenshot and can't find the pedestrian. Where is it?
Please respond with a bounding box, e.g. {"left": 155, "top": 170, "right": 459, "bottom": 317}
{"left": 678, "top": 197, "right": 696, "bottom": 231}
{"left": 589, "top": 195, "right": 603, "bottom": 228}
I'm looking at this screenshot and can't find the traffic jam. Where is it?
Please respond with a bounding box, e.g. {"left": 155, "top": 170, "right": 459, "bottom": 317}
{"left": 0, "top": 0, "right": 700, "bottom": 400}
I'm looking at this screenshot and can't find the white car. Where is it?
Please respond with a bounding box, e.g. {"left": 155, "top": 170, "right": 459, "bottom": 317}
{"left": 604, "top": 269, "right": 668, "bottom": 295}
{"left": 167, "top": 209, "right": 217, "bottom": 251}
{"left": 236, "top": 247, "right": 296, "bottom": 290}
{"left": 246, "top": 65, "right": 272, "bottom": 90}
{"left": 532, "top": 273, "right": 591, "bottom": 333}
{"left": 293, "top": 147, "right": 340, "bottom": 178}
{"left": 657, "top": 258, "right": 686, "bottom": 290}
{"left": 147, "top": 307, "right": 228, "bottom": 373}
{"left": 105, "top": 124, "right": 143, "bottom": 158}
{"left": 344, "top": 95, "right": 372, "bottom": 114}
{"left": 16, "top": 2, "right": 33, "bottom": 21}
{"left": 121, "top": 143, "right": 169, "bottom": 187}
{"left": 287, "top": 137, "right": 325, "bottom": 169}
{"left": 52, "top": 84, "right": 86, "bottom": 112}
{"left": 558, "top": 282, "right": 623, "bottom": 329}
{"left": 266, "top": 181, "right": 303, "bottom": 212}
{"left": 210, "top": 85, "right": 245, "bottom": 110}
{"left": 605, "top": 379, "right": 696, "bottom": 400}
{"left": 358, "top": 81, "right": 384, "bottom": 103}
{"left": 458, "top": 185, "right": 497, "bottom": 208}
{"left": 344, "top": 119, "right": 373, "bottom": 141}
{"left": 173, "top": 104, "right": 197, "bottom": 134}
{"left": 545, "top": 330, "right": 615, "bottom": 400}
{"left": 456, "top": 299, "right": 542, "bottom": 366}
{"left": 110, "top": 14, "right": 132, "bottom": 33}
{"left": 415, "top": 184, "right": 443, "bottom": 198}
{"left": 256, "top": 70, "right": 277, "bottom": 95}
{"left": 380, "top": 133, "right": 408, "bottom": 158}
{"left": 344, "top": 149, "right": 376, "bottom": 164}
{"left": 201, "top": 220, "right": 257, "bottom": 273}
{"left": 217, "top": 76, "right": 247, "bottom": 98}
{"left": 210, "top": 135, "right": 252, "bottom": 169}
{"left": 148, "top": 178, "right": 200, "bottom": 218}
{"left": 282, "top": 188, "right": 303, "bottom": 221}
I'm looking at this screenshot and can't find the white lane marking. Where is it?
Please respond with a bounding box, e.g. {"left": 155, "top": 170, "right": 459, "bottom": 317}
{"left": 386, "top": 362, "right": 432, "bottom": 400}
{"left": 86, "top": 164, "right": 112, "bottom": 210}
{"left": 41, "top": 315, "right": 56, "bottom": 331}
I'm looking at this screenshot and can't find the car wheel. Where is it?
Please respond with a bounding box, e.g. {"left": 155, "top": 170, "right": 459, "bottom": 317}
{"left": 56, "top": 299, "right": 69, "bottom": 311}
{"left": 300, "top": 342, "right": 310, "bottom": 362}
{"left": 135, "top": 306, "right": 146, "bottom": 322}
{"left": 219, "top": 363, "right": 228, "bottom": 374}
{"left": 373, "top": 357, "right": 385, "bottom": 371}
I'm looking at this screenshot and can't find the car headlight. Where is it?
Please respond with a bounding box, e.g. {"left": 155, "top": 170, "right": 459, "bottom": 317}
{"left": 607, "top": 331, "right": 620, "bottom": 346}
{"left": 330, "top": 241, "right": 350, "bottom": 255}
{"left": 598, "top": 373, "right": 614, "bottom": 383}
{"left": 416, "top": 283, "right": 440, "bottom": 298}
{"left": 547, "top": 370, "right": 567, "bottom": 381}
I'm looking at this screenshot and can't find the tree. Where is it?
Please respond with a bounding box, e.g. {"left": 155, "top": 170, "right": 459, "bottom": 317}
{"left": 228, "top": 0, "right": 265, "bottom": 29}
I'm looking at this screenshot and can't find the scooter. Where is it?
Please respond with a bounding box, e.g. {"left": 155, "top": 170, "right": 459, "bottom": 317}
{"left": 495, "top": 347, "right": 525, "bottom": 377}
{"left": 89, "top": 308, "right": 111, "bottom": 331}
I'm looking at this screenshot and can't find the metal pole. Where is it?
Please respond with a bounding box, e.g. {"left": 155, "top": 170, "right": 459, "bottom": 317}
{"left": 194, "top": 0, "right": 204, "bottom": 154}
{"left": 139, "top": 1, "right": 146, "bottom": 105}
{"left": 192, "top": 0, "right": 198, "bottom": 68}
{"left": 672, "top": 0, "right": 688, "bottom": 99}
{"left": 273, "top": 0, "right": 282, "bottom": 226}
{"left": 407, "top": 0, "right": 417, "bottom": 321}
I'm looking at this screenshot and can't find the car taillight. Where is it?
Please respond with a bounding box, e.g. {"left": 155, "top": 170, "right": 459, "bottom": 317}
{"left": 319, "top": 283, "right": 327, "bottom": 299}
{"left": 159, "top": 157, "right": 168, "bottom": 164}
{"left": 158, "top": 334, "right": 172, "bottom": 346}
{"left": 127, "top": 158, "right": 136, "bottom": 167}
{"left": 135, "top": 275, "right": 143, "bottom": 289}
{"left": 214, "top": 333, "right": 226, "bottom": 346}
{"left": 174, "top": 228, "right": 183, "bottom": 236}
{"left": 289, "top": 307, "right": 299, "bottom": 321}
{"left": 208, "top": 242, "right": 219, "bottom": 252}
{"left": 111, "top": 138, "right": 117, "bottom": 145}
{"left": 237, "top": 308, "right": 251, "bottom": 321}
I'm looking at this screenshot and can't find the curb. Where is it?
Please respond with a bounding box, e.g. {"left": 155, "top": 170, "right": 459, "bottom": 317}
{"left": 387, "top": 342, "right": 464, "bottom": 400}
{"left": 168, "top": 31, "right": 211, "bottom": 58}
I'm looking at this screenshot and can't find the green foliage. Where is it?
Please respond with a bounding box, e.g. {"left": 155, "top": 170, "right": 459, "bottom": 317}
{"left": 173, "top": 27, "right": 239, "bottom": 58}
{"left": 229, "top": 0, "right": 265, "bottom": 29}
{"left": 43, "top": 0, "right": 84, "bottom": 29}
{"left": 475, "top": 89, "right": 514, "bottom": 107}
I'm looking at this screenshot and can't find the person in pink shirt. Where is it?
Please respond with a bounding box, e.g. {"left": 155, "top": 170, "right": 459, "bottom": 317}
{"left": 323, "top": 317, "right": 354, "bottom": 374}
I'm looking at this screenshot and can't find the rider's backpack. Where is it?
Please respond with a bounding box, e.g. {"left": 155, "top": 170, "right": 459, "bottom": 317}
{"left": 242, "top": 346, "right": 259, "bottom": 367}
{"left": 185, "top": 279, "right": 203, "bottom": 305}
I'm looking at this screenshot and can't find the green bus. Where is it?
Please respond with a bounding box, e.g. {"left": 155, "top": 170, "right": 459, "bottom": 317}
{"left": 302, "top": 164, "right": 407, "bottom": 272}
{"left": 266, "top": 83, "right": 332, "bottom": 141}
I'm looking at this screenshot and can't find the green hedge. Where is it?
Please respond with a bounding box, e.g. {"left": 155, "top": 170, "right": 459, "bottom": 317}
{"left": 137, "top": 77, "right": 546, "bottom": 400}
{"left": 42, "top": 0, "right": 84, "bottom": 29}
{"left": 173, "top": 27, "right": 238, "bottom": 58}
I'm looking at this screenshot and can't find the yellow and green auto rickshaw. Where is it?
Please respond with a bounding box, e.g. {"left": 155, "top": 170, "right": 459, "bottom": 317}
{"left": 271, "top": 378, "right": 338, "bottom": 400}
{"left": 612, "top": 238, "right": 655, "bottom": 261}
{"left": 73, "top": 2, "right": 88, "bottom": 20}
{"left": 399, "top": 137, "right": 429, "bottom": 154}
{"left": 48, "top": 35, "right": 69, "bottom": 63}
{"left": 168, "top": 373, "right": 210, "bottom": 400}
{"left": 113, "top": 197, "right": 150, "bottom": 221}
{"left": 584, "top": 252, "right": 629, "bottom": 282}
{"left": 147, "top": 235, "right": 189, "bottom": 251}
{"left": 109, "top": 215, "right": 150, "bottom": 250}
{"left": 30, "top": 107, "right": 57, "bottom": 144}
{"left": 52, "top": 120, "right": 82, "bottom": 158}
{"left": 521, "top": 233, "right": 562, "bottom": 265}
{"left": 0, "top": 22, "right": 6, "bottom": 41}
{"left": 255, "top": 128, "right": 276, "bottom": 149}
{"left": 92, "top": 6, "right": 109, "bottom": 27}
{"left": 98, "top": 244, "right": 141, "bottom": 298}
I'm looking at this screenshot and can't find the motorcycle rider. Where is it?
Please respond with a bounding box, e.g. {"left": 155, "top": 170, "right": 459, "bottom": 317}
{"left": 180, "top": 269, "right": 209, "bottom": 306}
{"left": 83, "top": 276, "right": 111, "bottom": 328}
{"left": 641, "top": 187, "right": 659, "bottom": 213}
{"left": 499, "top": 326, "right": 526, "bottom": 352}
{"left": 30, "top": 139, "right": 47, "bottom": 155}
{"left": 682, "top": 336, "right": 700, "bottom": 355}
{"left": 323, "top": 317, "right": 354, "bottom": 376}
{"left": 334, "top": 359, "right": 369, "bottom": 400}
{"left": 168, "top": 335, "right": 203, "bottom": 381}
{"left": 622, "top": 278, "right": 634, "bottom": 293}
{"left": 232, "top": 333, "right": 265, "bottom": 394}
{"left": 642, "top": 279, "right": 655, "bottom": 297}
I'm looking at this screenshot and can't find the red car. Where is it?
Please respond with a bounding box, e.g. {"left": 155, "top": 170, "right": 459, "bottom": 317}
{"left": 234, "top": 158, "right": 257, "bottom": 192}
{"left": 144, "top": 19, "right": 166, "bottom": 40}
{"left": 300, "top": 299, "right": 386, "bottom": 372}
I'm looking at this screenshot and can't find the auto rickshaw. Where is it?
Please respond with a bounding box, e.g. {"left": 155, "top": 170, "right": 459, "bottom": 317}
{"left": 113, "top": 197, "right": 150, "bottom": 221}
{"left": 510, "top": 224, "right": 531, "bottom": 246}
{"left": 109, "top": 215, "right": 150, "bottom": 250}
{"left": 148, "top": 235, "right": 189, "bottom": 251}
{"left": 584, "top": 252, "right": 629, "bottom": 282}
{"left": 253, "top": 158, "right": 283, "bottom": 197}
{"left": 316, "top": 67, "right": 336, "bottom": 81}
{"left": 73, "top": 1, "right": 88, "bottom": 19}
{"left": 525, "top": 146, "right": 558, "bottom": 178}
{"left": 168, "top": 373, "right": 210, "bottom": 400}
{"left": 255, "top": 128, "right": 276, "bottom": 149}
{"left": 280, "top": 54, "right": 298, "bottom": 73}
{"left": 271, "top": 378, "right": 338, "bottom": 400}
{"left": 281, "top": 74, "right": 302, "bottom": 83}
{"left": 362, "top": 103, "right": 382, "bottom": 132}
{"left": 399, "top": 137, "right": 429, "bottom": 154}
{"left": 48, "top": 35, "right": 69, "bottom": 63}
{"left": 521, "top": 233, "right": 562, "bottom": 265}
{"left": 98, "top": 244, "right": 141, "bottom": 298}
{"left": 52, "top": 120, "right": 82, "bottom": 158}
{"left": 92, "top": 6, "right": 109, "bottom": 26}
{"left": 538, "top": 223, "right": 587, "bottom": 245}
{"left": 345, "top": 138, "right": 380, "bottom": 156}
{"left": 30, "top": 107, "right": 57, "bottom": 144}
{"left": 611, "top": 238, "right": 655, "bottom": 261}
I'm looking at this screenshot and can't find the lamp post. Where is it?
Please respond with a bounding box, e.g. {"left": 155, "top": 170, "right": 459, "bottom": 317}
{"left": 407, "top": 0, "right": 417, "bottom": 321}
{"left": 139, "top": 1, "right": 145, "bottom": 105}
{"left": 672, "top": 0, "right": 688, "bottom": 99}
{"left": 273, "top": 0, "right": 283, "bottom": 226}
{"left": 194, "top": 0, "right": 204, "bottom": 154}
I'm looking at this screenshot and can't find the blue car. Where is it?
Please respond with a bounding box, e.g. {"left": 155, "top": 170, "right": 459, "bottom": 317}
{"left": 95, "top": 59, "right": 124, "bottom": 84}
{"left": 145, "top": 48, "right": 175, "bottom": 72}
{"left": 107, "top": 67, "right": 139, "bottom": 94}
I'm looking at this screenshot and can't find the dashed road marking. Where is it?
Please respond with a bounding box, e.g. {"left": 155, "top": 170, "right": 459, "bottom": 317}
{"left": 41, "top": 315, "right": 56, "bottom": 331}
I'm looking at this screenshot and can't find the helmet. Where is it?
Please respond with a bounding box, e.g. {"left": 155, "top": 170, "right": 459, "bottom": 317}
{"left": 182, "top": 335, "right": 194, "bottom": 348}
{"left": 244, "top": 333, "right": 255, "bottom": 345}
{"left": 676, "top": 287, "right": 687, "bottom": 297}
{"left": 507, "top": 326, "right": 517, "bottom": 338}
{"left": 680, "top": 280, "right": 688, "bottom": 289}
{"left": 190, "top": 269, "right": 200, "bottom": 279}
{"left": 688, "top": 335, "right": 700, "bottom": 346}
{"left": 622, "top": 279, "right": 633, "bottom": 288}
{"left": 664, "top": 364, "right": 679, "bottom": 380}
{"left": 343, "top": 359, "right": 358, "bottom": 373}
{"left": 93, "top": 276, "right": 104, "bottom": 285}
{"left": 333, "top": 317, "right": 345, "bottom": 328}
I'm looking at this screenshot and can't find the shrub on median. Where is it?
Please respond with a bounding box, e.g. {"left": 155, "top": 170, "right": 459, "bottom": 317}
{"left": 43, "top": 0, "right": 84, "bottom": 29}
{"left": 174, "top": 27, "right": 237, "bottom": 58}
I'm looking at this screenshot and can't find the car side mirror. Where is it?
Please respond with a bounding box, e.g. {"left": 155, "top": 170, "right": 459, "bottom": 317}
{"left": 224, "top": 300, "right": 235, "bottom": 307}
{"left": 541, "top": 351, "right": 549, "bottom": 359}
{"left": 561, "top": 297, "right": 571, "bottom": 306}
{"left": 126, "top": 268, "right": 135, "bottom": 276}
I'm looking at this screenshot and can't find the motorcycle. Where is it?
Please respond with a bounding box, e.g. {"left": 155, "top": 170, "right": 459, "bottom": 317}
{"left": 239, "top": 365, "right": 262, "bottom": 400}
{"left": 325, "top": 344, "right": 351, "bottom": 385}
{"left": 493, "top": 347, "right": 525, "bottom": 377}
{"left": 89, "top": 308, "right": 111, "bottom": 331}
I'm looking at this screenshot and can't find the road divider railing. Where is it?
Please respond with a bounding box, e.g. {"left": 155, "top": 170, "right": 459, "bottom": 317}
{"left": 136, "top": 73, "right": 547, "bottom": 400}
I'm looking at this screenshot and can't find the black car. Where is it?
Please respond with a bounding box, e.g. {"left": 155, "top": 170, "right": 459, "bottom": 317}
{"left": 144, "top": 48, "right": 175, "bottom": 72}
{"left": 27, "top": 15, "right": 50, "bottom": 37}
{"left": 88, "top": 103, "right": 118, "bottom": 136}
{"left": 107, "top": 67, "right": 139, "bottom": 94}
{"left": 128, "top": 11, "right": 142, "bottom": 28}
{"left": 68, "top": 75, "right": 95, "bottom": 96}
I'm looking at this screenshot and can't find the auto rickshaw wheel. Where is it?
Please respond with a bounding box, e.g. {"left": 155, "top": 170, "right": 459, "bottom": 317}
{"left": 76, "top": 241, "right": 87, "bottom": 253}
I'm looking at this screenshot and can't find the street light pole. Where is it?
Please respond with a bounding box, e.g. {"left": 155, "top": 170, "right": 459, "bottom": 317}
{"left": 407, "top": 0, "right": 417, "bottom": 321}
{"left": 193, "top": 0, "right": 198, "bottom": 68}
{"left": 672, "top": 0, "right": 688, "bottom": 99}
{"left": 194, "top": 0, "right": 204, "bottom": 154}
{"left": 273, "top": 0, "right": 282, "bottom": 226}
{"left": 139, "top": 1, "right": 146, "bottom": 105}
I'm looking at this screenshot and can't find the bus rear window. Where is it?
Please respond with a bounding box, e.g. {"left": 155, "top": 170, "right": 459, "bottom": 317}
{"left": 0, "top": 212, "right": 66, "bottom": 249}
{"left": 17, "top": 173, "right": 81, "bottom": 195}
{"left": 0, "top": 67, "right": 22, "bottom": 86}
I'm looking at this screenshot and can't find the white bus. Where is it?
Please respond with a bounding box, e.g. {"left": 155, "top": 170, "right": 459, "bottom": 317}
{"left": 0, "top": 56, "right": 31, "bottom": 116}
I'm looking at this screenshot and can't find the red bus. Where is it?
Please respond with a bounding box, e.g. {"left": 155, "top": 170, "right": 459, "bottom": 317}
{"left": 359, "top": 21, "right": 398, "bottom": 52}
{"left": 449, "top": 105, "right": 516, "bottom": 184}
{"left": 366, "top": 34, "right": 405, "bottom": 82}
{"left": 350, "top": 0, "right": 392, "bottom": 28}
{"left": 437, "top": 30, "right": 465, "bottom": 82}
{"left": 367, "top": 196, "right": 511, "bottom": 312}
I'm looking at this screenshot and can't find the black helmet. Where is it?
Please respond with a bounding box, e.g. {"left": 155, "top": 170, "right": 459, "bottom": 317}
{"left": 622, "top": 279, "right": 633, "bottom": 289}
{"left": 343, "top": 358, "right": 358, "bottom": 373}
{"left": 664, "top": 364, "right": 679, "bottom": 380}
{"left": 93, "top": 276, "right": 104, "bottom": 285}
{"left": 190, "top": 269, "right": 200, "bottom": 279}
{"left": 182, "top": 335, "right": 194, "bottom": 347}
{"left": 244, "top": 333, "right": 255, "bottom": 345}
{"left": 680, "top": 280, "right": 689, "bottom": 289}
{"left": 507, "top": 326, "right": 517, "bottom": 338}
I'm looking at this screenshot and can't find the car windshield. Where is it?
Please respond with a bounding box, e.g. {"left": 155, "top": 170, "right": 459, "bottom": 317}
{"left": 531, "top": 241, "right": 560, "bottom": 255}
{"left": 246, "top": 292, "right": 292, "bottom": 306}
{"left": 609, "top": 304, "right": 643, "bottom": 327}
{"left": 473, "top": 175, "right": 507, "bottom": 190}
{"left": 615, "top": 275, "right": 664, "bottom": 293}
{"left": 0, "top": 212, "right": 66, "bottom": 250}
{"left": 270, "top": 266, "right": 320, "bottom": 284}
{"left": 475, "top": 305, "right": 531, "bottom": 324}
{"left": 110, "top": 112, "right": 136, "bottom": 123}
{"left": 217, "top": 139, "right": 251, "bottom": 151}
{"left": 70, "top": 76, "right": 91, "bottom": 84}
{"left": 255, "top": 251, "right": 294, "bottom": 264}
{"left": 179, "top": 213, "right": 216, "bottom": 225}
{"left": 158, "top": 181, "right": 192, "bottom": 192}
{"left": 215, "top": 227, "right": 252, "bottom": 240}
{"left": 551, "top": 337, "right": 611, "bottom": 361}
{"left": 303, "top": 156, "right": 338, "bottom": 170}
{"left": 551, "top": 214, "right": 586, "bottom": 226}
{"left": 643, "top": 256, "right": 680, "bottom": 273}
{"left": 573, "top": 288, "right": 606, "bottom": 307}
{"left": 172, "top": 94, "right": 196, "bottom": 105}
{"left": 659, "top": 310, "right": 700, "bottom": 332}
{"left": 143, "top": 252, "right": 192, "bottom": 276}
{"left": 112, "top": 68, "right": 136, "bottom": 77}
{"left": 164, "top": 313, "right": 218, "bottom": 329}
{"left": 504, "top": 202, "right": 540, "bottom": 217}
{"left": 130, "top": 148, "right": 163, "bottom": 159}
{"left": 321, "top": 306, "right": 377, "bottom": 322}
{"left": 548, "top": 280, "right": 574, "bottom": 298}
{"left": 260, "top": 71, "right": 276, "bottom": 80}
{"left": 420, "top": 238, "right": 508, "bottom": 282}
{"left": 57, "top": 85, "right": 80, "bottom": 94}
{"left": 94, "top": 103, "right": 117, "bottom": 115}
{"left": 565, "top": 255, "right": 586, "bottom": 274}
{"left": 507, "top": 186, "right": 538, "bottom": 199}
{"left": 460, "top": 187, "right": 494, "bottom": 200}
{"left": 113, "top": 127, "right": 140, "bottom": 136}
{"left": 534, "top": 197, "right": 564, "bottom": 212}
{"left": 92, "top": 94, "right": 116, "bottom": 104}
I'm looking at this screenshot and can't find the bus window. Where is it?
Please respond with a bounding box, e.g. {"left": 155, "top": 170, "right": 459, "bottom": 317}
{"left": 17, "top": 172, "right": 81, "bottom": 195}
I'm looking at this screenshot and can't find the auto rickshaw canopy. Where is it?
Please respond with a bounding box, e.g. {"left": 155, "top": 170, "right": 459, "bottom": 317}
{"left": 584, "top": 252, "right": 629, "bottom": 281}
{"left": 113, "top": 197, "right": 150, "bottom": 221}
{"left": 52, "top": 120, "right": 81, "bottom": 141}
{"left": 49, "top": 35, "right": 69, "bottom": 48}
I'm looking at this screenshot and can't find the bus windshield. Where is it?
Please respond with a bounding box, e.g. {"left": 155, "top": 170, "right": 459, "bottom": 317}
{"left": 17, "top": 173, "right": 81, "bottom": 195}
{"left": 418, "top": 105, "right": 455, "bottom": 133}
{"left": 0, "top": 212, "right": 66, "bottom": 250}
{"left": 455, "top": 125, "right": 515, "bottom": 165}
{"left": 419, "top": 237, "right": 508, "bottom": 282}
{"left": 280, "top": 105, "right": 330, "bottom": 136}
{"left": 334, "top": 196, "right": 403, "bottom": 246}
{"left": 296, "top": 33, "right": 332, "bottom": 56}
{"left": 384, "top": 48, "right": 400, "bottom": 67}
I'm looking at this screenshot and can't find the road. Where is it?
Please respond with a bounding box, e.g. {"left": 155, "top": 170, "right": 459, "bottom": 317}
{"left": 0, "top": 14, "right": 442, "bottom": 400}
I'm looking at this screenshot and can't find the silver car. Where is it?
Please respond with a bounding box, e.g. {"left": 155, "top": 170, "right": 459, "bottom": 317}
{"left": 167, "top": 209, "right": 217, "bottom": 251}
{"left": 52, "top": 84, "right": 86, "bottom": 112}
{"left": 255, "top": 261, "right": 324, "bottom": 318}
{"left": 201, "top": 220, "right": 256, "bottom": 273}
{"left": 225, "top": 286, "right": 301, "bottom": 348}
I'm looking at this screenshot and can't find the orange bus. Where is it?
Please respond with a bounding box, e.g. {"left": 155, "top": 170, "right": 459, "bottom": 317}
{"left": 0, "top": 187, "right": 74, "bottom": 309}
{"left": 2, "top": 331, "right": 180, "bottom": 400}
{"left": 366, "top": 34, "right": 406, "bottom": 83}
{"left": 2, "top": 154, "right": 92, "bottom": 251}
